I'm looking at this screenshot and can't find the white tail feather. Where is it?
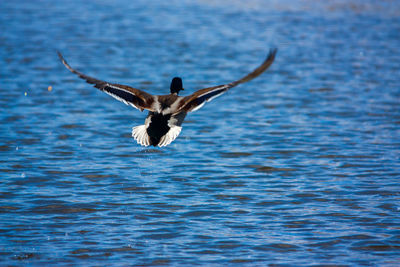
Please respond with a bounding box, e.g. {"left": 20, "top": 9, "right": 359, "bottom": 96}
{"left": 132, "top": 125, "right": 182, "bottom": 147}
{"left": 132, "top": 125, "right": 150, "bottom": 147}
{"left": 158, "top": 126, "right": 182, "bottom": 147}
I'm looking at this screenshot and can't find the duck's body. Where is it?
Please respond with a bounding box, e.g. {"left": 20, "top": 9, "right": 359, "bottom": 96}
{"left": 58, "top": 49, "right": 277, "bottom": 147}
{"left": 133, "top": 103, "right": 187, "bottom": 147}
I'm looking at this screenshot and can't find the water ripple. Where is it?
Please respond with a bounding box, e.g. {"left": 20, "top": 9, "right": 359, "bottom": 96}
{"left": 1, "top": 0, "right": 399, "bottom": 266}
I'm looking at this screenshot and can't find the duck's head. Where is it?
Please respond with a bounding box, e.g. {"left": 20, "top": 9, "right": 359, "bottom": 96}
{"left": 170, "top": 77, "right": 184, "bottom": 95}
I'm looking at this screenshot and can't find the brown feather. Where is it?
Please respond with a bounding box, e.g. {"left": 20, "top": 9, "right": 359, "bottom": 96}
{"left": 57, "top": 52, "right": 155, "bottom": 111}
{"left": 177, "top": 48, "right": 277, "bottom": 113}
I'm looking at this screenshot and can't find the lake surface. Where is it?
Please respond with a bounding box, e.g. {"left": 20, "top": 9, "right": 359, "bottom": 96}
{"left": 1, "top": 0, "right": 399, "bottom": 265}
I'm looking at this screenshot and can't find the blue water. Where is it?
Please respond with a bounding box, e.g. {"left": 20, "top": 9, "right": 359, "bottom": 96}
{"left": 1, "top": 0, "right": 400, "bottom": 265}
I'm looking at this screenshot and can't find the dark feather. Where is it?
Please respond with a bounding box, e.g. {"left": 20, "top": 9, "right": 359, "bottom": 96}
{"left": 177, "top": 48, "right": 277, "bottom": 113}
{"left": 57, "top": 52, "right": 155, "bottom": 111}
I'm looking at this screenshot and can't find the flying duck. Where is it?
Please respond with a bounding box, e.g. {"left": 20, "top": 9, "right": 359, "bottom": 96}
{"left": 58, "top": 49, "right": 277, "bottom": 147}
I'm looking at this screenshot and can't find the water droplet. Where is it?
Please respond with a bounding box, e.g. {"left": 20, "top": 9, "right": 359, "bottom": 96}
{"left": 24, "top": 92, "right": 27, "bottom": 96}
{"left": 21, "top": 173, "right": 26, "bottom": 178}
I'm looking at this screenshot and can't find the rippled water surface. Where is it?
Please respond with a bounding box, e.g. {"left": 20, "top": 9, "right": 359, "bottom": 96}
{"left": 1, "top": 0, "right": 400, "bottom": 265}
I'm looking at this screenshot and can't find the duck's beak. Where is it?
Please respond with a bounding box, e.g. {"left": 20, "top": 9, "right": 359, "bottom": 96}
{"left": 182, "top": 88, "right": 184, "bottom": 90}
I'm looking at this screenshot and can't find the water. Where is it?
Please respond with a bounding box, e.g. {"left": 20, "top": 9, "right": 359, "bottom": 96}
{"left": 1, "top": 0, "right": 400, "bottom": 265}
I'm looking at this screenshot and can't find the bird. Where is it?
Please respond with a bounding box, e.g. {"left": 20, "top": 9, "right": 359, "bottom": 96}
{"left": 58, "top": 49, "right": 277, "bottom": 147}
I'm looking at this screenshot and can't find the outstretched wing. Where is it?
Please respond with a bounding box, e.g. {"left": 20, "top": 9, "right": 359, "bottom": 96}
{"left": 177, "top": 48, "right": 277, "bottom": 113}
{"left": 58, "top": 52, "right": 156, "bottom": 111}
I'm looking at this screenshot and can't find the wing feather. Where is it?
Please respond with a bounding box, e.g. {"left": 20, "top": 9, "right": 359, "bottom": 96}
{"left": 58, "top": 52, "right": 155, "bottom": 111}
{"left": 177, "top": 48, "right": 277, "bottom": 113}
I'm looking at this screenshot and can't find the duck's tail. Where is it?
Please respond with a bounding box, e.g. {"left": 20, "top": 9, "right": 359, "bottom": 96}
{"left": 132, "top": 125, "right": 182, "bottom": 147}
